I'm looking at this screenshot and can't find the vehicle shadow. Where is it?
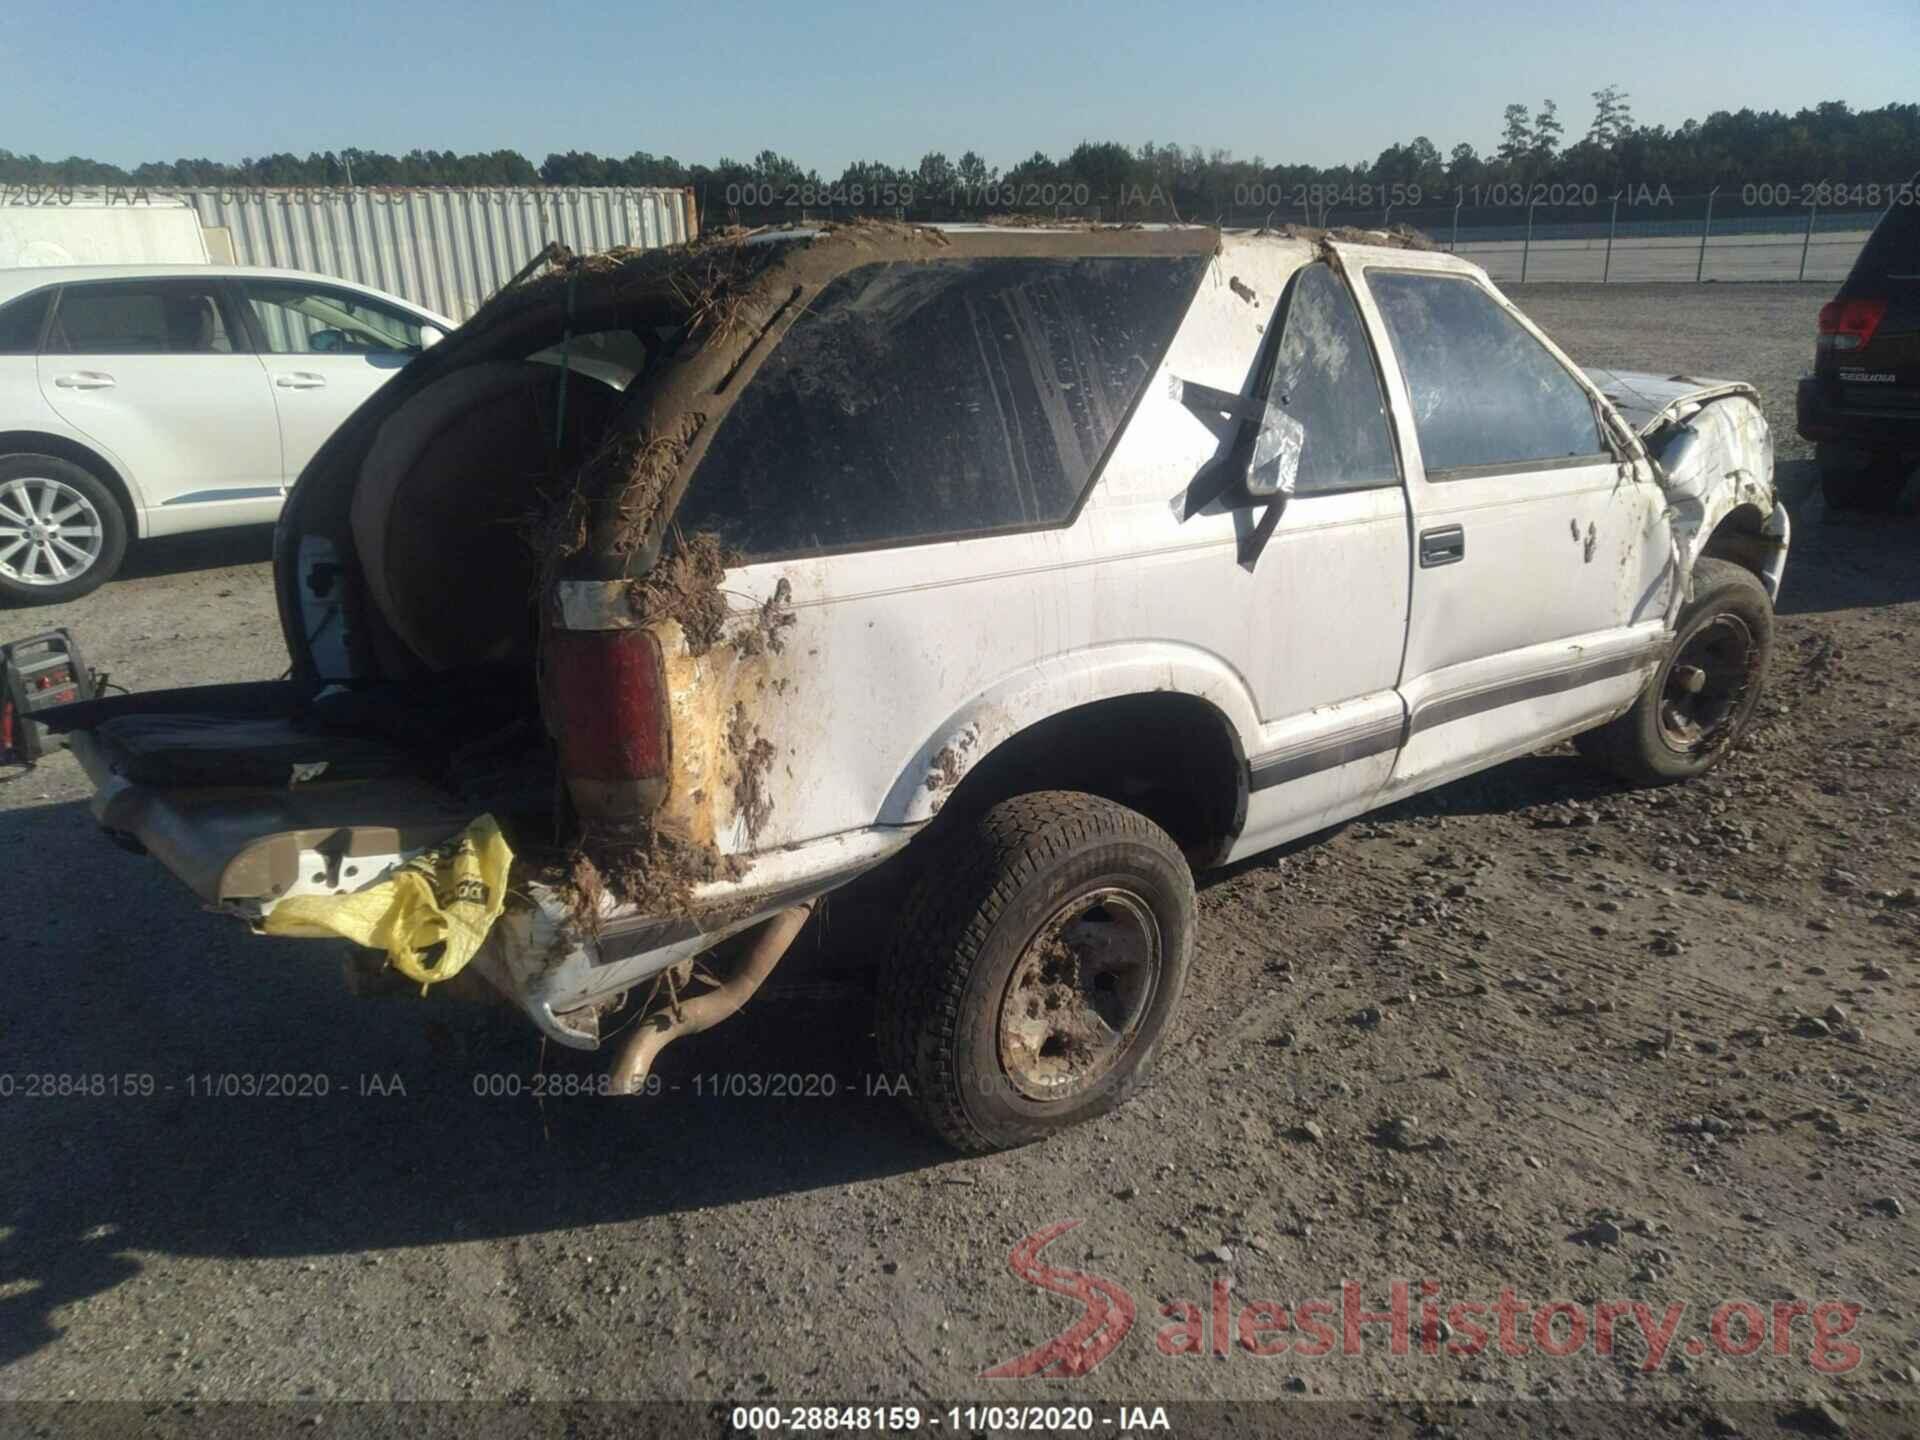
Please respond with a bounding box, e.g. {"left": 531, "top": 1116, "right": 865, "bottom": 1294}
{"left": 1370, "top": 751, "right": 1624, "bottom": 823}
{"left": 120, "top": 524, "right": 277, "bottom": 580}
{"left": 0, "top": 796, "right": 943, "bottom": 1367}
{"left": 1197, "top": 751, "right": 1620, "bottom": 898}
{"left": 1771, "top": 460, "right": 1920, "bottom": 617}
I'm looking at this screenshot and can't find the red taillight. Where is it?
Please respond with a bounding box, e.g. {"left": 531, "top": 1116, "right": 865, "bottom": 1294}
{"left": 545, "top": 627, "right": 670, "bottom": 819}
{"left": 1818, "top": 298, "right": 1886, "bottom": 352}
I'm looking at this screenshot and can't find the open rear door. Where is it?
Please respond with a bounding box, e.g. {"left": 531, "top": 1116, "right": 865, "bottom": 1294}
{"left": 44, "top": 681, "right": 482, "bottom": 921}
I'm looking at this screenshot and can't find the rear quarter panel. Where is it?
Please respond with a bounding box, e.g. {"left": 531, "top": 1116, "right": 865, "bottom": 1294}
{"left": 649, "top": 234, "right": 1330, "bottom": 859}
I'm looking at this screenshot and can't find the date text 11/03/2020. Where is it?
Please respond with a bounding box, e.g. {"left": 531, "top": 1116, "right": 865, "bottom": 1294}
{"left": 728, "top": 1406, "right": 1172, "bottom": 1432}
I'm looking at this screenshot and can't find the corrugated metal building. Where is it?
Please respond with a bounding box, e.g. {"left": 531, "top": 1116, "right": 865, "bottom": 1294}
{"left": 182, "top": 186, "right": 696, "bottom": 322}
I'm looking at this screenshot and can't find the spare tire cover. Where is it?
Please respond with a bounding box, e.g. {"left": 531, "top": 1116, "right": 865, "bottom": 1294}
{"left": 352, "top": 361, "right": 619, "bottom": 671}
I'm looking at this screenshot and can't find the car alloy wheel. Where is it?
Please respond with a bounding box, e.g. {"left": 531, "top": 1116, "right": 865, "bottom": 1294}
{"left": 0, "top": 475, "right": 106, "bottom": 587}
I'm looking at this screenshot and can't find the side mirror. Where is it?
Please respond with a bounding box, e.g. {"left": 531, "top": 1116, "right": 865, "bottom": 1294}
{"left": 1245, "top": 402, "right": 1305, "bottom": 499}
{"left": 420, "top": 325, "right": 445, "bottom": 350}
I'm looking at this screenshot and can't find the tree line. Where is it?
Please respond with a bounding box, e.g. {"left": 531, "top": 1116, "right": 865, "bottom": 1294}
{"left": 4, "top": 95, "right": 1915, "bottom": 218}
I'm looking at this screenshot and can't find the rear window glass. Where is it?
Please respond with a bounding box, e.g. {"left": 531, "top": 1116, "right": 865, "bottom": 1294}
{"left": 1851, "top": 200, "right": 1920, "bottom": 283}
{"left": 48, "top": 283, "right": 239, "bottom": 354}
{"left": 675, "top": 255, "right": 1205, "bottom": 558}
{"left": 0, "top": 289, "right": 52, "bottom": 354}
{"left": 1369, "top": 270, "right": 1604, "bottom": 474}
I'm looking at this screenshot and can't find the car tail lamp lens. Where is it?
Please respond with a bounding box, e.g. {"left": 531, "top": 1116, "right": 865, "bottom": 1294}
{"left": 1818, "top": 298, "right": 1886, "bottom": 351}
{"left": 545, "top": 627, "right": 669, "bottom": 817}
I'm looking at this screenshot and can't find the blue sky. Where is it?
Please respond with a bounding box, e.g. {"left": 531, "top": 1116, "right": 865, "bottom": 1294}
{"left": 2, "top": 0, "right": 1914, "bottom": 173}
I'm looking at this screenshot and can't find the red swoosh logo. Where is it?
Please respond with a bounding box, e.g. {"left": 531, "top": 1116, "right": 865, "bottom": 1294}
{"left": 982, "top": 1219, "right": 1135, "bottom": 1379}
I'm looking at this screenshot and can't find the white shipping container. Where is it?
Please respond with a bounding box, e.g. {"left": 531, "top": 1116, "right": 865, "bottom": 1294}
{"left": 182, "top": 186, "right": 696, "bottom": 321}
{"left": 0, "top": 200, "right": 211, "bottom": 268}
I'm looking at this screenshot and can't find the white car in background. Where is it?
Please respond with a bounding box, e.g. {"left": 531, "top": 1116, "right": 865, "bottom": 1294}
{"left": 0, "top": 264, "right": 452, "bottom": 602}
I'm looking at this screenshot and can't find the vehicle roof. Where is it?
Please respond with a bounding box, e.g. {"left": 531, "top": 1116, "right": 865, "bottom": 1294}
{"left": 0, "top": 263, "right": 450, "bottom": 323}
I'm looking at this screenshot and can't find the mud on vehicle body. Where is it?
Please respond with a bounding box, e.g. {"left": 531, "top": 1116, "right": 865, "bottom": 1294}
{"left": 46, "top": 220, "right": 1788, "bottom": 1152}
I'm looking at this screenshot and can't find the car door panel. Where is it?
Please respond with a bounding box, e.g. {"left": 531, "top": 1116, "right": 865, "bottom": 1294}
{"left": 1395, "top": 619, "right": 1668, "bottom": 793}
{"left": 36, "top": 279, "right": 281, "bottom": 534}
{"left": 1086, "top": 237, "right": 1413, "bottom": 861}
{"left": 260, "top": 351, "right": 412, "bottom": 483}
{"left": 1399, "top": 459, "right": 1672, "bottom": 669}
{"left": 237, "top": 279, "right": 430, "bottom": 484}
{"left": 1343, "top": 254, "right": 1673, "bottom": 794}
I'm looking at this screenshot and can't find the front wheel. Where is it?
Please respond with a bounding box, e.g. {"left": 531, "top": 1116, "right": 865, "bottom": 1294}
{"left": 0, "top": 455, "right": 128, "bottom": 605}
{"left": 878, "top": 791, "right": 1196, "bottom": 1153}
{"left": 1575, "top": 557, "right": 1773, "bottom": 785}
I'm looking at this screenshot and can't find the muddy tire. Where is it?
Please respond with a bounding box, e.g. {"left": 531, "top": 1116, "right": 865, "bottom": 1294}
{"left": 878, "top": 791, "right": 1195, "bottom": 1154}
{"left": 0, "top": 454, "right": 128, "bottom": 605}
{"left": 1575, "top": 557, "right": 1773, "bottom": 785}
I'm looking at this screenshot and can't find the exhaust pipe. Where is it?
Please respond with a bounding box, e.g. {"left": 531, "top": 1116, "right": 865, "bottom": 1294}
{"left": 609, "top": 901, "right": 814, "bottom": 1093}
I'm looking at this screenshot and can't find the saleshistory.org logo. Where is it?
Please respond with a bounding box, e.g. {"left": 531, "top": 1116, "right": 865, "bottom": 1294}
{"left": 982, "top": 1221, "right": 1864, "bottom": 1379}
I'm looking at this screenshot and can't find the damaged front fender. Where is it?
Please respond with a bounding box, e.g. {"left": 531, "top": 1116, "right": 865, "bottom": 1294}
{"left": 1649, "top": 392, "right": 1787, "bottom": 611}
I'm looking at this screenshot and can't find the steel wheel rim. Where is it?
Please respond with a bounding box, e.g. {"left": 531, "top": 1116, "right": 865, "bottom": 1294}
{"left": 1657, "top": 612, "right": 1756, "bottom": 755}
{"left": 0, "top": 476, "right": 104, "bottom": 587}
{"left": 997, "top": 887, "right": 1161, "bottom": 1102}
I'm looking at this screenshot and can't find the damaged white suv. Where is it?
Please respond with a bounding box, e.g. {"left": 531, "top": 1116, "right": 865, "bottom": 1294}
{"left": 47, "top": 222, "right": 1788, "bottom": 1152}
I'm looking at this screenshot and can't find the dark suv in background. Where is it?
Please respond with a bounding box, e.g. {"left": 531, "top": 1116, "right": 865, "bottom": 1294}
{"left": 1800, "top": 194, "right": 1920, "bottom": 508}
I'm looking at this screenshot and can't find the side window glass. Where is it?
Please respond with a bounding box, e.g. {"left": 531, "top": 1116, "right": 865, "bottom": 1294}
{"left": 0, "top": 290, "right": 53, "bottom": 354}
{"left": 1368, "top": 271, "right": 1605, "bottom": 473}
{"left": 48, "top": 284, "right": 239, "bottom": 355}
{"left": 676, "top": 255, "right": 1205, "bottom": 559}
{"left": 243, "top": 282, "right": 425, "bottom": 355}
{"left": 1262, "top": 262, "right": 1398, "bottom": 495}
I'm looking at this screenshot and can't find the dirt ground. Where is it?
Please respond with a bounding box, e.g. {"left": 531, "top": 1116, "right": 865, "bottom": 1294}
{"left": 2, "top": 282, "right": 1917, "bottom": 1434}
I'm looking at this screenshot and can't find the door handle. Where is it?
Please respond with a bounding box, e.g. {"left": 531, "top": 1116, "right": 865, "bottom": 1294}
{"left": 52, "top": 371, "right": 115, "bottom": 390}
{"left": 1419, "top": 524, "right": 1465, "bottom": 567}
{"left": 275, "top": 373, "right": 327, "bottom": 389}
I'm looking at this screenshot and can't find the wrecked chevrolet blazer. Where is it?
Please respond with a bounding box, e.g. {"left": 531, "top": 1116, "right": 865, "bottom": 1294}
{"left": 46, "top": 222, "right": 1788, "bottom": 1152}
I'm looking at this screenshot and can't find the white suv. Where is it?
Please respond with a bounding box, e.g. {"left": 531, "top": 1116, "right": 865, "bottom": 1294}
{"left": 0, "top": 264, "right": 451, "bottom": 602}
{"left": 48, "top": 224, "right": 1787, "bottom": 1151}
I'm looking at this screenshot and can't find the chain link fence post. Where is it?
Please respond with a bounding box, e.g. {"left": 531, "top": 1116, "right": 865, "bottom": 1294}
{"left": 1696, "top": 186, "right": 1718, "bottom": 283}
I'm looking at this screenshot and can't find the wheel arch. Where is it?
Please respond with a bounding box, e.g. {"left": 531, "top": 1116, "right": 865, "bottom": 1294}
{"left": 878, "top": 645, "right": 1257, "bottom": 868}
{"left": 0, "top": 430, "right": 144, "bottom": 538}
{"left": 1698, "top": 500, "right": 1787, "bottom": 599}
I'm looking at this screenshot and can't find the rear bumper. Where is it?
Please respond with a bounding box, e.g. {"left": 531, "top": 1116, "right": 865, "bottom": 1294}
{"left": 1797, "top": 375, "right": 1920, "bottom": 452}
{"left": 475, "top": 825, "right": 917, "bottom": 1049}
{"left": 72, "top": 718, "right": 915, "bottom": 1047}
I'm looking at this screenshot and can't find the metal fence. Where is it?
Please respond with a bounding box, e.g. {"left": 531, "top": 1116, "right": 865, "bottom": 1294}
{"left": 713, "top": 188, "right": 1880, "bottom": 285}
{"left": 181, "top": 185, "right": 697, "bottom": 321}
{"left": 1302, "top": 195, "right": 1878, "bottom": 285}
{"left": 1203, "top": 192, "right": 1876, "bottom": 284}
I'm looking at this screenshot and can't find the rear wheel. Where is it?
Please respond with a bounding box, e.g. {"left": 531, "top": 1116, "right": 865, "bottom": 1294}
{"left": 878, "top": 791, "right": 1195, "bottom": 1153}
{"left": 1817, "top": 444, "right": 1908, "bottom": 512}
{"left": 1575, "top": 557, "right": 1773, "bottom": 785}
{"left": 0, "top": 454, "right": 127, "bottom": 605}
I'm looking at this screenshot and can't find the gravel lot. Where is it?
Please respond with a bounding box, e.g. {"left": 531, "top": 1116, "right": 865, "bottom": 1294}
{"left": 4, "top": 283, "right": 1918, "bottom": 1431}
